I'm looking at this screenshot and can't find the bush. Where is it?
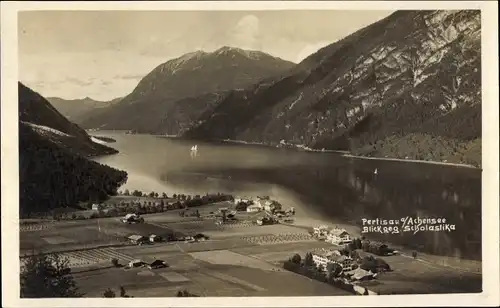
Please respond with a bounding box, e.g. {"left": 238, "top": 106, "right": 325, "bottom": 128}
{"left": 103, "top": 288, "right": 115, "bottom": 298}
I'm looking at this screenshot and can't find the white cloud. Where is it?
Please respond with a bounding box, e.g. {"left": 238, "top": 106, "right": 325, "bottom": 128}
{"left": 227, "top": 14, "right": 261, "bottom": 50}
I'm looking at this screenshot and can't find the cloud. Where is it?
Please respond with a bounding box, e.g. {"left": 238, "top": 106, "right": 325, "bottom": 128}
{"left": 227, "top": 14, "right": 261, "bottom": 50}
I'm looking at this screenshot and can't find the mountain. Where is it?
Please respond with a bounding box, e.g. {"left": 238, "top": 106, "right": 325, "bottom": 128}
{"left": 78, "top": 47, "right": 295, "bottom": 134}
{"left": 18, "top": 83, "right": 127, "bottom": 216}
{"left": 185, "top": 10, "right": 482, "bottom": 167}
{"left": 19, "top": 83, "right": 118, "bottom": 157}
{"left": 46, "top": 96, "right": 121, "bottom": 123}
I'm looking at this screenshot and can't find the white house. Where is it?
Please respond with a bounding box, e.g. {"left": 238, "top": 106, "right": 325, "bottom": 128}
{"left": 264, "top": 200, "right": 282, "bottom": 212}
{"left": 246, "top": 203, "right": 263, "bottom": 212}
{"left": 313, "top": 225, "right": 330, "bottom": 237}
{"left": 326, "top": 228, "right": 352, "bottom": 245}
{"left": 312, "top": 251, "right": 354, "bottom": 271}
{"left": 91, "top": 203, "right": 104, "bottom": 211}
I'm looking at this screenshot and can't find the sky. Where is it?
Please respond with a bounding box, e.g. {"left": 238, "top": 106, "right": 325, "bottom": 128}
{"left": 18, "top": 10, "right": 393, "bottom": 101}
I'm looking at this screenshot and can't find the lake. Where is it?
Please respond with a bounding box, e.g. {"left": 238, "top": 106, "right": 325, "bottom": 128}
{"left": 92, "top": 132, "right": 482, "bottom": 261}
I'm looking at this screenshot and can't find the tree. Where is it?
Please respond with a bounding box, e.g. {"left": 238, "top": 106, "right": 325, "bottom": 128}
{"left": 326, "top": 262, "right": 343, "bottom": 279}
{"left": 290, "top": 253, "right": 302, "bottom": 265}
{"left": 162, "top": 192, "right": 168, "bottom": 198}
{"left": 304, "top": 252, "right": 314, "bottom": 267}
{"left": 148, "top": 191, "right": 156, "bottom": 198}
{"left": 173, "top": 193, "right": 177, "bottom": 199}
{"left": 119, "top": 286, "right": 127, "bottom": 297}
{"left": 103, "top": 288, "right": 116, "bottom": 298}
{"left": 111, "top": 258, "right": 119, "bottom": 267}
{"left": 123, "top": 189, "right": 130, "bottom": 196}
{"left": 21, "top": 253, "right": 81, "bottom": 298}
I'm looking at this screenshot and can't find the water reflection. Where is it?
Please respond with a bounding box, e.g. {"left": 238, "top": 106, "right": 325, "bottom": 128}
{"left": 182, "top": 159, "right": 481, "bottom": 260}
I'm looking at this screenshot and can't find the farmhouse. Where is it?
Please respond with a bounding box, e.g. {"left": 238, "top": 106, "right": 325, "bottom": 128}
{"left": 326, "top": 228, "right": 352, "bottom": 245}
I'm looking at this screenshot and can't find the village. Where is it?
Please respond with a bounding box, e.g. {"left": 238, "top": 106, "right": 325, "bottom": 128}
{"left": 20, "top": 191, "right": 481, "bottom": 297}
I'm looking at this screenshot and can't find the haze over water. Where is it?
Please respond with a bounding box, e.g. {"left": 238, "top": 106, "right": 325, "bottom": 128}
{"left": 92, "top": 132, "right": 482, "bottom": 260}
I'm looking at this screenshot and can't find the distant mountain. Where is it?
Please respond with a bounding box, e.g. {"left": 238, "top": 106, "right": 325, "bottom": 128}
{"left": 18, "top": 83, "right": 127, "bottom": 216}
{"left": 47, "top": 96, "right": 121, "bottom": 123}
{"left": 185, "top": 10, "right": 482, "bottom": 167}
{"left": 78, "top": 46, "right": 295, "bottom": 134}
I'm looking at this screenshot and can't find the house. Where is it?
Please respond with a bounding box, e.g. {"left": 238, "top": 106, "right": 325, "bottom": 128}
{"left": 264, "top": 200, "right": 282, "bottom": 212}
{"left": 326, "top": 228, "right": 352, "bottom": 245}
{"left": 246, "top": 203, "right": 263, "bottom": 212}
{"left": 148, "top": 259, "right": 168, "bottom": 269}
{"left": 344, "top": 268, "right": 375, "bottom": 281}
{"left": 128, "top": 234, "right": 147, "bottom": 245}
{"left": 313, "top": 225, "right": 330, "bottom": 237}
{"left": 312, "top": 251, "right": 354, "bottom": 270}
{"left": 127, "top": 259, "right": 145, "bottom": 268}
{"left": 329, "top": 254, "right": 354, "bottom": 270}
{"left": 91, "top": 203, "right": 104, "bottom": 211}
{"left": 149, "top": 234, "right": 162, "bottom": 243}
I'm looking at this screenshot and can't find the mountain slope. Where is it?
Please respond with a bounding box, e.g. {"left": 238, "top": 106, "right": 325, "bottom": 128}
{"left": 78, "top": 47, "right": 295, "bottom": 134}
{"left": 19, "top": 82, "right": 118, "bottom": 156}
{"left": 185, "top": 10, "right": 482, "bottom": 167}
{"left": 47, "top": 96, "right": 121, "bottom": 122}
{"left": 18, "top": 83, "right": 128, "bottom": 217}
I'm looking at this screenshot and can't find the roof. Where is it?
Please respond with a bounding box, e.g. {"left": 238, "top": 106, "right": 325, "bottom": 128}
{"left": 129, "top": 259, "right": 143, "bottom": 264}
{"left": 150, "top": 259, "right": 165, "bottom": 265}
{"left": 124, "top": 213, "right": 137, "bottom": 219}
{"left": 347, "top": 268, "right": 374, "bottom": 280}
{"left": 329, "top": 228, "right": 350, "bottom": 236}
{"left": 149, "top": 234, "right": 158, "bottom": 238}
{"left": 128, "top": 235, "right": 145, "bottom": 241}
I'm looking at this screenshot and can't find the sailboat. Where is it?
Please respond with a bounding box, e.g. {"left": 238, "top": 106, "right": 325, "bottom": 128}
{"left": 190, "top": 145, "right": 198, "bottom": 158}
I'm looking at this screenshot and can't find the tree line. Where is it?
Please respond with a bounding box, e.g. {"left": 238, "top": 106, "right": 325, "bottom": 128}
{"left": 19, "top": 123, "right": 128, "bottom": 218}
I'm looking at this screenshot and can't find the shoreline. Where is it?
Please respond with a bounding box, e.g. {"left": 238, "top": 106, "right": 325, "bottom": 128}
{"left": 342, "top": 153, "right": 480, "bottom": 170}
{"left": 155, "top": 133, "right": 480, "bottom": 170}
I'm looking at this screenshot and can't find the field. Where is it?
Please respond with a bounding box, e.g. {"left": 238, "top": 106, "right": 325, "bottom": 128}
{"left": 20, "top": 204, "right": 482, "bottom": 296}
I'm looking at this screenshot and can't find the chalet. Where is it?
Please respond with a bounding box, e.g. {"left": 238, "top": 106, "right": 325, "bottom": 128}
{"left": 326, "top": 228, "right": 352, "bottom": 245}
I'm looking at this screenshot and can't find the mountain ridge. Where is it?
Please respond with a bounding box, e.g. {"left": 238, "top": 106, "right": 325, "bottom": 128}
{"left": 78, "top": 47, "right": 295, "bottom": 135}
{"left": 184, "top": 10, "right": 482, "bottom": 167}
